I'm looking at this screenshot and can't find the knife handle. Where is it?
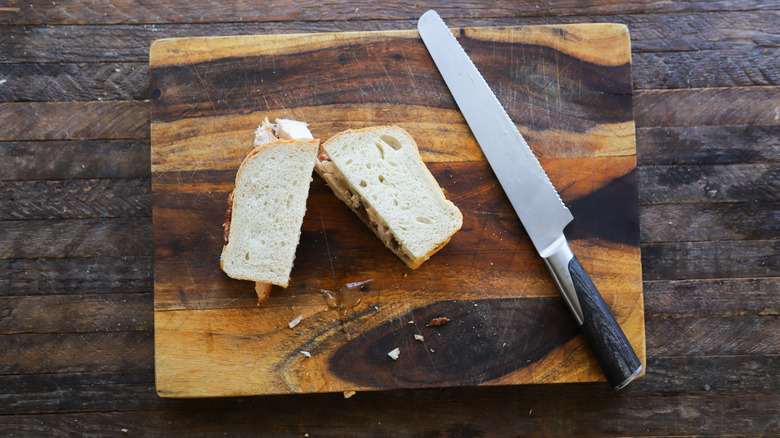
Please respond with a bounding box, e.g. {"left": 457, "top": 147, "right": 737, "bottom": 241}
{"left": 543, "top": 239, "right": 643, "bottom": 390}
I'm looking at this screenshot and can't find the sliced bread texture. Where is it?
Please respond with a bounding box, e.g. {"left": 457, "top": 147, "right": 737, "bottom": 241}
{"left": 220, "top": 130, "right": 319, "bottom": 289}
{"left": 315, "top": 126, "right": 462, "bottom": 269}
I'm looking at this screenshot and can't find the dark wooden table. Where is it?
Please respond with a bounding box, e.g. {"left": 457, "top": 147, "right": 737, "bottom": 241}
{"left": 1, "top": 1, "right": 778, "bottom": 436}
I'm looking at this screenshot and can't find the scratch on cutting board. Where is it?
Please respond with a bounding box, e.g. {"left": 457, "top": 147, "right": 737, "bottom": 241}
{"left": 184, "top": 261, "right": 196, "bottom": 287}
{"left": 319, "top": 212, "right": 337, "bottom": 283}
{"left": 186, "top": 58, "right": 218, "bottom": 118}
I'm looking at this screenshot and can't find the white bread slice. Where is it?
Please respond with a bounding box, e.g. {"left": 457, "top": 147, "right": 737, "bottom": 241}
{"left": 315, "top": 126, "right": 462, "bottom": 269}
{"left": 220, "top": 137, "right": 319, "bottom": 288}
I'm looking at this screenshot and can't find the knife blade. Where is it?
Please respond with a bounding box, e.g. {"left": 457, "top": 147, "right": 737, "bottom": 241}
{"left": 417, "top": 10, "right": 642, "bottom": 389}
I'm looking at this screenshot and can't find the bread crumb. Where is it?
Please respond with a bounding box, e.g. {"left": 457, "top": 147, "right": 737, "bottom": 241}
{"left": 414, "top": 334, "right": 424, "bottom": 342}
{"left": 288, "top": 314, "right": 303, "bottom": 328}
{"left": 430, "top": 348, "right": 435, "bottom": 352}
{"left": 426, "top": 316, "right": 450, "bottom": 327}
{"left": 343, "top": 390, "right": 356, "bottom": 399}
{"left": 387, "top": 347, "right": 401, "bottom": 360}
{"left": 300, "top": 350, "right": 311, "bottom": 358}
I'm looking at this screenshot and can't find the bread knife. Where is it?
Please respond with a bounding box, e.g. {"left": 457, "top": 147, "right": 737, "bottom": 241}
{"left": 417, "top": 10, "right": 642, "bottom": 389}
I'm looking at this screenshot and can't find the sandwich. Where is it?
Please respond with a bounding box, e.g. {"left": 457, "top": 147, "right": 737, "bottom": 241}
{"left": 315, "top": 125, "right": 462, "bottom": 269}
{"left": 221, "top": 118, "right": 318, "bottom": 302}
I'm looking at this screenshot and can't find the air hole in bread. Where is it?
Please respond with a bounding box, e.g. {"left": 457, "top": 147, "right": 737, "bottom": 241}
{"left": 366, "top": 163, "right": 372, "bottom": 169}
{"left": 244, "top": 253, "right": 250, "bottom": 260}
{"left": 346, "top": 159, "right": 353, "bottom": 165}
{"left": 375, "top": 142, "right": 385, "bottom": 159}
{"left": 388, "top": 161, "right": 398, "bottom": 167}
{"left": 380, "top": 135, "right": 403, "bottom": 150}
{"left": 416, "top": 216, "right": 431, "bottom": 224}
{"left": 359, "top": 180, "right": 367, "bottom": 187}
{"left": 393, "top": 199, "right": 398, "bottom": 206}
{"left": 378, "top": 175, "right": 385, "bottom": 183}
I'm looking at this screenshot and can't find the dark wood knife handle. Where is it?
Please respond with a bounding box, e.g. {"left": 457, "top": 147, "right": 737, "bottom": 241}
{"left": 568, "top": 255, "right": 642, "bottom": 389}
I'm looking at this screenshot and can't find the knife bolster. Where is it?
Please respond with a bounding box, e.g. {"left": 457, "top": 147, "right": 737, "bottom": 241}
{"left": 542, "top": 236, "right": 584, "bottom": 325}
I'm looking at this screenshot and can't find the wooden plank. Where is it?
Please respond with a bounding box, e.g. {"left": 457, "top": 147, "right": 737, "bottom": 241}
{"left": 0, "top": 356, "right": 776, "bottom": 415}
{"left": 640, "top": 202, "right": 780, "bottom": 242}
{"left": 0, "top": 293, "right": 152, "bottom": 335}
{"left": 0, "top": 256, "right": 152, "bottom": 296}
{"left": 2, "top": 11, "right": 777, "bottom": 63}
{"left": 0, "top": 217, "right": 151, "bottom": 259}
{"left": 0, "top": 102, "right": 148, "bottom": 141}
{"left": 3, "top": 0, "right": 772, "bottom": 25}
{"left": 0, "top": 371, "right": 157, "bottom": 415}
{"left": 641, "top": 240, "right": 780, "bottom": 281}
{"left": 1, "top": 393, "right": 777, "bottom": 436}
{"left": 0, "top": 331, "right": 153, "bottom": 375}
{"left": 0, "top": 179, "right": 150, "bottom": 220}
{"left": 634, "top": 86, "right": 780, "bottom": 128}
{"left": 637, "top": 125, "right": 780, "bottom": 166}
{"left": 0, "top": 62, "right": 148, "bottom": 102}
{"left": 633, "top": 48, "right": 780, "bottom": 90}
{"left": 643, "top": 278, "right": 779, "bottom": 318}
{"left": 638, "top": 163, "right": 780, "bottom": 204}
{"left": 647, "top": 316, "right": 780, "bottom": 357}
{"left": 0, "top": 140, "right": 151, "bottom": 181}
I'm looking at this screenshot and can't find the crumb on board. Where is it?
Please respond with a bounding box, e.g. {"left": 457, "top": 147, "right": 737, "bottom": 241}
{"left": 343, "top": 390, "right": 356, "bottom": 399}
{"left": 387, "top": 347, "right": 401, "bottom": 360}
{"left": 414, "top": 334, "right": 424, "bottom": 342}
{"left": 300, "top": 350, "right": 311, "bottom": 358}
{"left": 426, "top": 316, "right": 450, "bottom": 327}
{"left": 288, "top": 314, "right": 303, "bottom": 329}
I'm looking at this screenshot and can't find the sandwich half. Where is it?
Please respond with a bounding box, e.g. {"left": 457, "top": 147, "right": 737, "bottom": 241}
{"left": 315, "top": 125, "right": 462, "bottom": 269}
{"left": 221, "top": 118, "right": 319, "bottom": 301}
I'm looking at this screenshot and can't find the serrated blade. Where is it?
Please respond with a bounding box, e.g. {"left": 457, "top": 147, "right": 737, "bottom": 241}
{"left": 418, "top": 10, "right": 573, "bottom": 256}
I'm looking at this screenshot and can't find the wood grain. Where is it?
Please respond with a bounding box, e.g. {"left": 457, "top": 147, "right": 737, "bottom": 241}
{"left": 642, "top": 239, "right": 780, "bottom": 281}
{"left": 634, "top": 86, "right": 780, "bottom": 128}
{"left": 0, "top": 293, "right": 152, "bottom": 334}
{"left": 1, "top": 390, "right": 777, "bottom": 436}
{"left": 0, "top": 101, "right": 149, "bottom": 141}
{"left": 637, "top": 125, "right": 780, "bottom": 166}
{"left": 150, "top": 24, "right": 644, "bottom": 397}
{"left": 0, "top": 179, "right": 150, "bottom": 220}
{"left": 0, "top": 62, "right": 148, "bottom": 102}
{"left": 0, "top": 256, "right": 152, "bottom": 296}
{"left": 0, "top": 217, "right": 152, "bottom": 259}
{"left": 0, "top": 140, "right": 151, "bottom": 181}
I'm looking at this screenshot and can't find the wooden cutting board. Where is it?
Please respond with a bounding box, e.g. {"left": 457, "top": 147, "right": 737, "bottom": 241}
{"left": 150, "top": 23, "right": 645, "bottom": 398}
